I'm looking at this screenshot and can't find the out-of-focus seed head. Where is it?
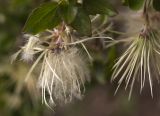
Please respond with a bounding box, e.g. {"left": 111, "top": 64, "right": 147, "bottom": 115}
{"left": 112, "top": 26, "right": 160, "bottom": 99}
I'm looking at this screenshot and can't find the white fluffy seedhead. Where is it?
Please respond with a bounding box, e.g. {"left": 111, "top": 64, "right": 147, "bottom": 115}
{"left": 21, "top": 35, "right": 40, "bottom": 62}
{"left": 11, "top": 35, "right": 42, "bottom": 63}
{"left": 112, "top": 28, "right": 160, "bottom": 99}
{"left": 12, "top": 28, "right": 113, "bottom": 108}
{"left": 38, "top": 47, "right": 90, "bottom": 106}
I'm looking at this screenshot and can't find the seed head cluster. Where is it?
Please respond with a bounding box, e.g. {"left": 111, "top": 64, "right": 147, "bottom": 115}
{"left": 12, "top": 27, "right": 90, "bottom": 107}
{"left": 112, "top": 27, "right": 160, "bottom": 99}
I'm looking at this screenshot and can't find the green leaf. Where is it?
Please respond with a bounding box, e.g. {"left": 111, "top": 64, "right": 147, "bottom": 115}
{"left": 153, "top": 0, "right": 160, "bottom": 11}
{"left": 59, "top": 1, "right": 78, "bottom": 24}
{"left": 83, "top": 0, "right": 117, "bottom": 16}
{"left": 128, "top": 0, "right": 144, "bottom": 10}
{"left": 23, "top": 2, "right": 61, "bottom": 34}
{"left": 71, "top": 7, "right": 91, "bottom": 36}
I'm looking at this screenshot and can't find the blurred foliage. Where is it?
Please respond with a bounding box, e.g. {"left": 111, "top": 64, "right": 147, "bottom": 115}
{"left": 0, "top": 0, "right": 29, "bottom": 55}
{"left": 0, "top": 0, "right": 52, "bottom": 115}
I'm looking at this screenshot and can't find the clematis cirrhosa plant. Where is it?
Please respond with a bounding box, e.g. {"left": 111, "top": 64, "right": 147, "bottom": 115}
{"left": 111, "top": 0, "right": 160, "bottom": 99}
{"left": 12, "top": 25, "right": 91, "bottom": 108}
{"left": 12, "top": 22, "right": 113, "bottom": 108}
{"left": 112, "top": 26, "right": 160, "bottom": 99}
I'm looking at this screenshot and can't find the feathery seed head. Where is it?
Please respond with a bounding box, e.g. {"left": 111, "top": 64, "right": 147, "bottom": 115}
{"left": 112, "top": 26, "right": 160, "bottom": 99}
{"left": 12, "top": 25, "right": 92, "bottom": 108}
{"left": 38, "top": 47, "right": 90, "bottom": 106}
{"left": 12, "top": 22, "right": 113, "bottom": 108}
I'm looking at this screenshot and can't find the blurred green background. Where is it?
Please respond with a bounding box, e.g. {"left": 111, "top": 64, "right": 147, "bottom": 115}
{"left": 1, "top": 0, "right": 160, "bottom": 116}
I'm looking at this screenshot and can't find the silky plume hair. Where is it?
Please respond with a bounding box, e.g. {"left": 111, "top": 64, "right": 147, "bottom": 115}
{"left": 12, "top": 24, "right": 113, "bottom": 109}
{"left": 38, "top": 47, "right": 90, "bottom": 106}
{"left": 21, "top": 35, "right": 40, "bottom": 61}
{"left": 11, "top": 34, "right": 43, "bottom": 63}
{"left": 111, "top": 27, "right": 160, "bottom": 99}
